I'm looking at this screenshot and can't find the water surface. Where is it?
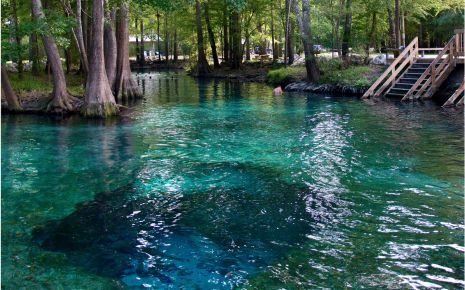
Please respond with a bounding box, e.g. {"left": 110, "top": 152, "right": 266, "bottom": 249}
{"left": 2, "top": 72, "right": 463, "bottom": 289}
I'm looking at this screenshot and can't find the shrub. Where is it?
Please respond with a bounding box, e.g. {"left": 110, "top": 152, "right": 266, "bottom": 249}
{"left": 266, "top": 66, "right": 306, "bottom": 87}
{"left": 266, "top": 59, "right": 376, "bottom": 88}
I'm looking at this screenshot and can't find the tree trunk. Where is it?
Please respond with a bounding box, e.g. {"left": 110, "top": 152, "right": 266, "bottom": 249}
{"left": 64, "top": 48, "right": 71, "bottom": 74}
{"left": 204, "top": 2, "right": 219, "bottom": 68}
{"left": 82, "top": 0, "right": 118, "bottom": 117}
{"left": 419, "top": 22, "right": 423, "bottom": 47}
{"left": 30, "top": 31, "right": 40, "bottom": 75}
{"left": 271, "top": 2, "right": 277, "bottom": 61}
{"left": 195, "top": 0, "right": 210, "bottom": 74}
{"left": 228, "top": 16, "right": 233, "bottom": 62}
{"left": 1, "top": 67, "right": 22, "bottom": 111}
{"left": 245, "top": 31, "right": 250, "bottom": 60}
{"left": 394, "top": 0, "right": 400, "bottom": 49}
{"left": 341, "top": 0, "right": 352, "bottom": 62}
{"left": 400, "top": 10, "right": 405, "bottom": 47}
{"left": 230, "top": 10, "right": 241, "bottom": 69}
{"left": 139, "top": 19, "right": 145, "bottom": 66}
{"left": 75, "top": 0, "right": 89, "bottom": 75}
{"left": 82, "top": 0, "right": 88, "bottom": 51}
{"left": 284, "top": 0, "right": 290, "bottom": 64}
{"left": 369, "top": 12, "right": 377, "bottom": 52}
{"left": 173, "top": 29, "right": 178, "bottom": 61}
{"left": 157, "top": 12, "right": 161, "bottom": 61}
{"left": 334, "top": 0, "right": 344, "bottom": 56}
{"left": 135, "top": 17, "right": 139, "bottom": 64}
{"left": 32, "top": 0, "right": 77, "bottom": 113}
{"left": 11, "top": 0, "right": 23, "bottom": 77}
{"left": 294, "top": 0, "right": 319, "bottom": 82}
{"left": 164, "top": 14, "right": 169, "bottom": 63}
{"left": 223, "top": 8, "right": 229, "bottom": 63}
{"left": 114, "top": 2, "right": 142, "bottom": 99}
{"left": 86, "top": 0, "right": 92, "bottom": 53}
{"left": 387, "top": 7, "right": 396, "bottom": 50}
{"left": 104, "top": 9, "right": 117, "bottom": 89}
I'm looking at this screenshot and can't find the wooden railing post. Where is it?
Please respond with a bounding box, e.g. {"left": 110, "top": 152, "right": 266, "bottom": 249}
{"left": 455, "top": 33, "right": 459, "bottom": 58}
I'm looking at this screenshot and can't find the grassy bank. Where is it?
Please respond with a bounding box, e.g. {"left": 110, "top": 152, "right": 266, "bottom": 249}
{"left": 8, "top": 71, "right": 85, "bottom": 97}
{"left": 266, "top": 59, "right": 381, "bottom": 88}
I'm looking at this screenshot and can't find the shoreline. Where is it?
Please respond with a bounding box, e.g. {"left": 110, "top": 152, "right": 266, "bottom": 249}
{"left": 3, "top": 69, "right": 458, "bottom": 117}
{"left": 284, "top": 81, "right": 368, "bottom": 95}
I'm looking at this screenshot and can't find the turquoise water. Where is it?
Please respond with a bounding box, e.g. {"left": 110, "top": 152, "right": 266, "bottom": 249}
{"left": 2, "top": 72, "right": 464, "bottom": 289}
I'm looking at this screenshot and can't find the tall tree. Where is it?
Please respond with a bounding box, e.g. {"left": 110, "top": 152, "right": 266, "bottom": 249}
{"left": 334, "top": 0, "right": 345, "bottom": 56}
{"left": 285, "top": 0, "right": 294, "bottom": 64}
{"left": 173, "top": 28, "right": 178, "bottom": 61}
{"left": 156, "top": 12, "right": 161, "bottom": 61}
{"left": 164, "top": 14, "right": 169, "bottom": 63}
{"left": 29, "top": 28, "right": 40, "bottom": 75}
{"left": 394, "top": 0, "right": 400, "bottom": 49}
{"left": 401, "top": 8, "right": 405, "bottom": 46}
{"left": 294, "top": 0, "right": 320, "bottom": 82}
{"left": 195, "top": 0, "right": 210, "bottom": 74}
{"left": 82, "top": 0, "right": 118, "bottom": 117}
{"left": 204, "top": 1, "right": 220, "bottom": 68}
{"left": 368, "top": 11, "right": 377, "bottom": 53}
{"left": 387, "top": 7, "right": 396, "bottom": 50}
{"left": 75, "top": 0, "right": 89, "bottom": 75}
{"left": 230, "top": 10, "right": 241, "bottom": 69}
{"left": 341, "top": 0, "right": 352, "bottom": 62}
{"left": 32, "top": 0, "right": 77, "bottom": 112}
{"left": 1, "top": 67, "right": 22, "bottom": 111}
{"left": 139, "top": 18, "right": 145, "bottom": 66}
{"left": 271, "top": 1, "right": 277, "bottom": 61}
{"left": 222, "top": 6, "right": 229, "bottom": 63}
{"left": 11, "top": 0, "right": 23, "bottom": 77}
{"left": 114, "top": 2, "right": 142, "bottom": 98}
{"left": 104, "top": 8, "right": 117, "bottom": 89}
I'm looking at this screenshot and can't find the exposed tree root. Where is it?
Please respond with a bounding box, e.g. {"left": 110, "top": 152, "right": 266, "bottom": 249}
{"left": 46, "top": 92, "right": 81, "bottom": 114}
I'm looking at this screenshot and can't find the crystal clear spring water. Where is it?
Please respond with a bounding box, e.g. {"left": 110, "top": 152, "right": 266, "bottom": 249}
{"left": 2, "top": 72, "right": 464, "bottom": 289}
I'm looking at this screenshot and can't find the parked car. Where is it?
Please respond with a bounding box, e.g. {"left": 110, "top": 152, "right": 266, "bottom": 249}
{"left": 313, "top": 45, "right": 326, "bottom": 54}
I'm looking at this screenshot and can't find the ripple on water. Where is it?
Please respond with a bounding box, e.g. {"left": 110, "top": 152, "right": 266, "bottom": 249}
{"left": 2, "top": 72, "right": 463, "bottom": 289}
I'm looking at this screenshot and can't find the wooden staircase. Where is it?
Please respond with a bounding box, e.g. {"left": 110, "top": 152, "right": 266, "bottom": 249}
{"left": 386, "top": 58, "right": 436, "bottom": 98}
{"left": 363, "top": 29, "right": 464, "bottom": 104}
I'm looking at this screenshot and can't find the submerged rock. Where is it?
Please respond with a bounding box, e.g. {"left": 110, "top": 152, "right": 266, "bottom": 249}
{"left": 32, "top": 161, "right": 343, "bottom": 288}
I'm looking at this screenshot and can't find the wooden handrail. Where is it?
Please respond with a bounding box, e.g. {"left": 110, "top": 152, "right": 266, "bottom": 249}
{"left": 418, "top": 48, "right": 443, "bottom": 51}
{"left": 403, "top": 36, "right": 456, "bottom": 101}
{"left": 362, "top": 37, "right": 418, "bottom": 99}
{"left": 442, "top": 81, "right": 465, "bottom": 107}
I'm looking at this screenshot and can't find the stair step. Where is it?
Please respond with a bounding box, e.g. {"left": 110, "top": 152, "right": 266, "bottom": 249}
{"left": 394, "top": 83, "right": 413, "bottom": 89}
{"left": 389, "top": 88, "right": 409, "bottom": 95}
{"left": 386, "top": 92, "right": 405, "bottom": 98}
{"left": 416, "top": 58, "right": 435, "bottom": 63}
{"left": 412, "top": 63, "right": 430, "bottom": 68}
{"left": 403, "top": 73, "right": 422, "bottom": 78}
{"left": 398, "top": 78, "right": 418, "bottom": 84}
{"left": 397, "top": 81, "right": 422, "bottom": 85}
{"left": 408, "top": 68, "right": 427, "bottom": 73}
{"left": 390, "top": 87, "right": 409, "bottom": 91}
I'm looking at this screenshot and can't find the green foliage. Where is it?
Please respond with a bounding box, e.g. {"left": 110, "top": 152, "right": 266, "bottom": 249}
{"left": 8, "top": 71, "right": 85, "bottom": 96}
{"left": 267, "top": 58, "right": 376, "bottom": 88}
{"left": 42, "top": 9, "right": 76, "bottom": 48}
{"left": 319, "top": 65, "right": 373, "bottom": 87}
{"left": 266, "top": 66, "right": 306, "bottom": 86}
